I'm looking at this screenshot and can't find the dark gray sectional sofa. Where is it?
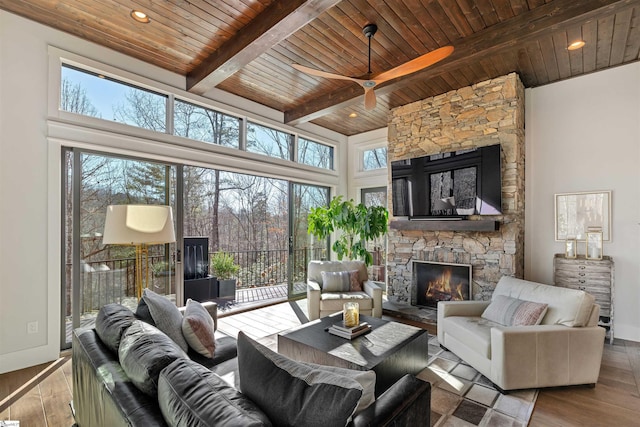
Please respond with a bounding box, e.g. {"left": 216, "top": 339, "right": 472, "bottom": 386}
{"left": 72, "top": 300, "right": 431, "bottom": 426}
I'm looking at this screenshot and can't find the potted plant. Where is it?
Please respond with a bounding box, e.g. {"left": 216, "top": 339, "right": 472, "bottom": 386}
{"left": 211, "top": 251, "right": 240, "bottom": 299}
{"left": 307, "top": 196, "right": 389, "bottom": 266}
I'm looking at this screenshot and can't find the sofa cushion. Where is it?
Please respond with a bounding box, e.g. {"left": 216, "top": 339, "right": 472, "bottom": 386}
{"left": 137, "top": 288, "right": 188, "bottom": 352}
{"left": 320, "top": 291, "right": 373, "bottom": 312}
{"left": 237, "top": 331, "right": 362, "bottom": 427}
{"left": 308, "top": 260, "right": 368, "bottom": 287}
{"left": 119, "top": 320, "right": 187, "bottom": 396}
{"left": 158, "top": 358, "right": 271, "bottom": 427}
{"left": 481, "top": 295, "right": 548, "bottom": 326}
{"left": 442, "top": 316, "right": 499, "bottom": 359}
{"left": 321, "top": 270, "right": 360, "bottom": 292}
{"left": 493, "top": 276, "right": 595, "bottom": 327}
{"left": 95, "top": 303, "right": 136, "bottom": 354}
{"left": 182, "top": 298, "right": 216, "bottom": 358}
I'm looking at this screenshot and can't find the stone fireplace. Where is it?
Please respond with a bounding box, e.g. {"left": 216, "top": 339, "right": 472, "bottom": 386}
{"left": 386, "top": 73, "right": 525, "bottom": 304}
{"left": 413, "top": 260, "right": 471, "bottom": 308}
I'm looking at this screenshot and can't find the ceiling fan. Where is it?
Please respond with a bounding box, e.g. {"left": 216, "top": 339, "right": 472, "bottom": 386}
{"left": 292, "top": 24, "right": 454, "bottom": 110}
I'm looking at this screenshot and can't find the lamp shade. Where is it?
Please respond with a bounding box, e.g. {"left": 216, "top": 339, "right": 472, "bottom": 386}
{"left": 102, "top": 205, "right": 176, "bottom": 245}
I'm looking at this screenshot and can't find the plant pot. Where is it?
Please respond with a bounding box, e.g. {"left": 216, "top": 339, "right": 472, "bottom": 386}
{"left": 218, "top": 279, "right": 236, "bottom": 299}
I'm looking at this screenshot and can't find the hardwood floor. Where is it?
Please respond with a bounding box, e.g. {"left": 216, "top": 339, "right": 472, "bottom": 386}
{"left": 1, "top": 301, "right": 639, "bottom": 426}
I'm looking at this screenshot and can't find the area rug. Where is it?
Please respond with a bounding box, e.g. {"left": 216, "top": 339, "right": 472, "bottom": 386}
{"left": 419, "top": 335, "right": 538, "bottom": 427}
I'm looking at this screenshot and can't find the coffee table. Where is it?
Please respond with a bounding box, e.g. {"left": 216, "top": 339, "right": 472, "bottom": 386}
{"left": 277, "top": 314, "right": 429, "bottom": 396}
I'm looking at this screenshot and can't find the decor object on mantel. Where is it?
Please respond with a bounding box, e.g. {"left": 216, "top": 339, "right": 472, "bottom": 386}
{"left": 555, "top": 190, "right": 611, "bottom": 241}
{"left": 554, "top": 253, "right": 614, "bottom": 344}
{"left": 307, "top": 196, "right": 388, "bottom": 266}
{"left": 102, "top": 204, "right": 176, "bottom": 299}
{"left": 586, "top": 227, "right": 604, "bottom": 260}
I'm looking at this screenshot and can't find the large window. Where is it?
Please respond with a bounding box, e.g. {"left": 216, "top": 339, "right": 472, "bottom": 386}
{"left": 298, "top": 137, "right": 333, "bottom": 170}
{"left": 61, "top": 65, "right": 167, "bottom": 132}
{"left": 247, "top": 122, "right": 293, "bottom": 160}
{"left": 363, "top": 147, "right": 387, "bottom": 170}
{"left": 60, "top": 63, "right": 335, "bottom": 170}
{"left": 174, "top": 99, "right": 240, "bottom": 148}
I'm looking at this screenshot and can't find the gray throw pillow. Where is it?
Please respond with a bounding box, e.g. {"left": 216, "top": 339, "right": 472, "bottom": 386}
{"left": 95, "top": 303, "right": 136, "bottom": 354}
{"left": 158, "top": 358, "right": 271, "bottom": 427}
{"left": 182, "top": 298, "right": 216, "bottom": 358}
{"left": 321, "top": 270, "right": 360, "bottom": 292}
{"left": 137, "top": 288, "right": 188, "bottom": 352}
{"left": 237, "top": 331, "right": 362, "bottom": 427}
{"left": 482, "top": 295, "right": 549, "bottom": 326}
{"left": 118, "top": 320, "right": 187, "bottom": 396}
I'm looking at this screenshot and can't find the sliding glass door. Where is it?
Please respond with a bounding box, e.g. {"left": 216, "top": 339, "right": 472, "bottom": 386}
{"left": 289, "top": 183, "right": 330, "bottom": 299}
{"left": 62, "top": 150, "right": 330, "bottom": 348}
{"left": 61, "top": 148, "right": 177, "bottom": 348}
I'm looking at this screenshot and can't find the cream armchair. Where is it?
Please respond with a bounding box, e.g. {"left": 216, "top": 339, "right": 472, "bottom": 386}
{"left": 307, "top": 260, "right": 383, "bottom": 321}
{"left": 438, "top": 276, "right": 605, "bottom": 392}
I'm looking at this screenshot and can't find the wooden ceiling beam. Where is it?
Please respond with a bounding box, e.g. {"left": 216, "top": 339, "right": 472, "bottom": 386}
{"left": 284, "top": 0, "right": 635, "bottom": 125}
{"left": 187, "top": 0, "right": 341, "bottom": 95}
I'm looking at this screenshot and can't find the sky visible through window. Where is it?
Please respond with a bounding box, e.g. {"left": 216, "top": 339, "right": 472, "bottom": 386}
{"left": 61, "top": 66, "right": 130, "bottom": 120}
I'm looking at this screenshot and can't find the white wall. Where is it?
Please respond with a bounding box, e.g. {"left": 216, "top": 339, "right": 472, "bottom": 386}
{"left": 525, "top": 62, "right": 640, "bottom": 341}
{"left": 0, "top": 11, "right": 345, "bottom": 373}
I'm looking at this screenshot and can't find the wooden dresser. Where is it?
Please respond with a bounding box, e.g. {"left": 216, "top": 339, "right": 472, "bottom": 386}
{"left": 553, "top": 254, "right": 614, "bottom": 343}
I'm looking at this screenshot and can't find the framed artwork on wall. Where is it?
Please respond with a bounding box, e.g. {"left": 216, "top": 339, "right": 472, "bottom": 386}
{"left": 554, "top": 190, "right": 611, "bottom": 241}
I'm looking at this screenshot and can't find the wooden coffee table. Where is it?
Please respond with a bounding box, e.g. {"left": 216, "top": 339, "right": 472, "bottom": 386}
{"left": 277, "top": 314, "right": 429, "bottom": 396}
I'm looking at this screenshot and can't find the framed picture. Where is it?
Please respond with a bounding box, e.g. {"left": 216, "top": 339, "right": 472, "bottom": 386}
{"left": 565, "top": 238, "right": 577, "bottom": 258}
{"left": 555, "top": 191, "right": 611, "bottom": 241}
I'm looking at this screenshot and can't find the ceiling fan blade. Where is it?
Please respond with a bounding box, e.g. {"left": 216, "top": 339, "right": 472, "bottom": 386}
{"left": 363, "top": 88, "right": 377, "bottom": 110}
{"left": 291, "top": 64, "right": 362, "bottom": 83}
{"left": 373, "top": 45, "right": 454, "bottom": 84}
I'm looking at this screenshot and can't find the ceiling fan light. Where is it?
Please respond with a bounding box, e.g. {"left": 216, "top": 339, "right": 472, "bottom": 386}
{"left": 567, "top": 40, "right": 585, "bottom": 50}
{"left": 131, "top": 10, "right": 150, "bottom": 23}
{"left": 349, "top": 112, "right": 358, "bottom": 118}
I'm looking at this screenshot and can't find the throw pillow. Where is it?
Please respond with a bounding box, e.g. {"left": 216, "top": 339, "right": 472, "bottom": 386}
{"left": 136, "top": 288, "right": 188, "bottom": 352}
{"left": 118, "top": 320, "right": 187, "bottom": 396}
{"left": 482, "top": 295, "right": 549, "bottom": 326}
{"left": 182, "top": 298, "right": 216, "bottom": 358}
{"left": 95, "top": 303, "right": 137, "bottom": 354}
{"left": 237, "top": 331, "right": 363, "bottom": 427}
{"left": 158, "top": 358, "right": 272, "bottom": 427}
{"left": 302, "top": 362, "right": 376, "bottom": 413}
{"left": 321, "top": 270, "right": 361, "bottom": 292}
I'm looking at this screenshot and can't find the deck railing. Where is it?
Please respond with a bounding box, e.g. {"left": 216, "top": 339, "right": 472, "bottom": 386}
{"left": 70, "top": 247, "right": 326, "bottom": 312}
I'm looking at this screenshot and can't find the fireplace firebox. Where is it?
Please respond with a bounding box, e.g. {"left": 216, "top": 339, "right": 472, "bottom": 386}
{"left": 413, "top": 261, "right": 472, "bottom": 308}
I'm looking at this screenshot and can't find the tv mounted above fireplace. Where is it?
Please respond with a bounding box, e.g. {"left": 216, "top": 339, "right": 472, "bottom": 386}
{"left": 391, "top": 144, "right": 502, "bottom": 219}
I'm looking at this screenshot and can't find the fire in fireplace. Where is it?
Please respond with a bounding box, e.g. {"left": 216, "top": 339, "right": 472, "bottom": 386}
{"left": 413, "top": 261, "right": 472, "bottom": 308}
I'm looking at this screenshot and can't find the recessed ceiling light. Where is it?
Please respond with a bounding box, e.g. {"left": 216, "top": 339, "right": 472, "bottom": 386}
{"left": 567, "top": 40, "right": 585, "bottom": 50}
{"left": 349, "top": 112, "right": 358, "bottom": 118}
{"left": 130, "top": 10, "right": 150, "bottom": 23}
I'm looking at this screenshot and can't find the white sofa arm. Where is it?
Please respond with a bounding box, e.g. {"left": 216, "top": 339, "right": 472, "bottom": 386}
{"left": 437, "top": 301, "right": 490, "bottom": 343}
{"left": 438, "top": 301, "right": 490, "bottom": 319}
{"left": 363, "top": 280, "right": 383, "bottom": 318}
{"left": 307, "top": 280, "right": 321, "bottom": 321}
{"left": 491, "top": 325, "right": 605, "bottom": 390}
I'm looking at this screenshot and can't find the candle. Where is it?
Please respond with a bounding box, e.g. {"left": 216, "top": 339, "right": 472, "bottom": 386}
{"left": 343, "top": 302, "right": 360, "bottom": 328}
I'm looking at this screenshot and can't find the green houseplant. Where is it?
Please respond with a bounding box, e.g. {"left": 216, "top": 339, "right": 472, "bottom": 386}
{"left": 211, "top": 251, "right": 240, "bottom": 299}
{"left": 307, "top": 196, "right": 389, "bottom": 266}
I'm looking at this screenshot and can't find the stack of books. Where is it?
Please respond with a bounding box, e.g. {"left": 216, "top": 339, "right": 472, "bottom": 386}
{"left": 327, "top": 322, "right": 371, "bottom": 340}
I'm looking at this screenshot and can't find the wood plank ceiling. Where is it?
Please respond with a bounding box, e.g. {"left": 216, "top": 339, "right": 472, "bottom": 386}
{"left": 1, "top": 0, "right": 639, "bottom": 136}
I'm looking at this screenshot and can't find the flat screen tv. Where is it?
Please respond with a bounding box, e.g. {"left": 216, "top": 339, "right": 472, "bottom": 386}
{"left": 391, "top": 144, "right": 502, "bottom": 219}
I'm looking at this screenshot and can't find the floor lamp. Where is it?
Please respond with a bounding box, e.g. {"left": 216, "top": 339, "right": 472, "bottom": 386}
{"left": 102, "top": 205, "right": 176, "bottom": 300}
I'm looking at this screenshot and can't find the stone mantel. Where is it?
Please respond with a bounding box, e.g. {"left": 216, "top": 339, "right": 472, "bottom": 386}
{"left": 390, "top": 219, "right": 499, "bottom": 232}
